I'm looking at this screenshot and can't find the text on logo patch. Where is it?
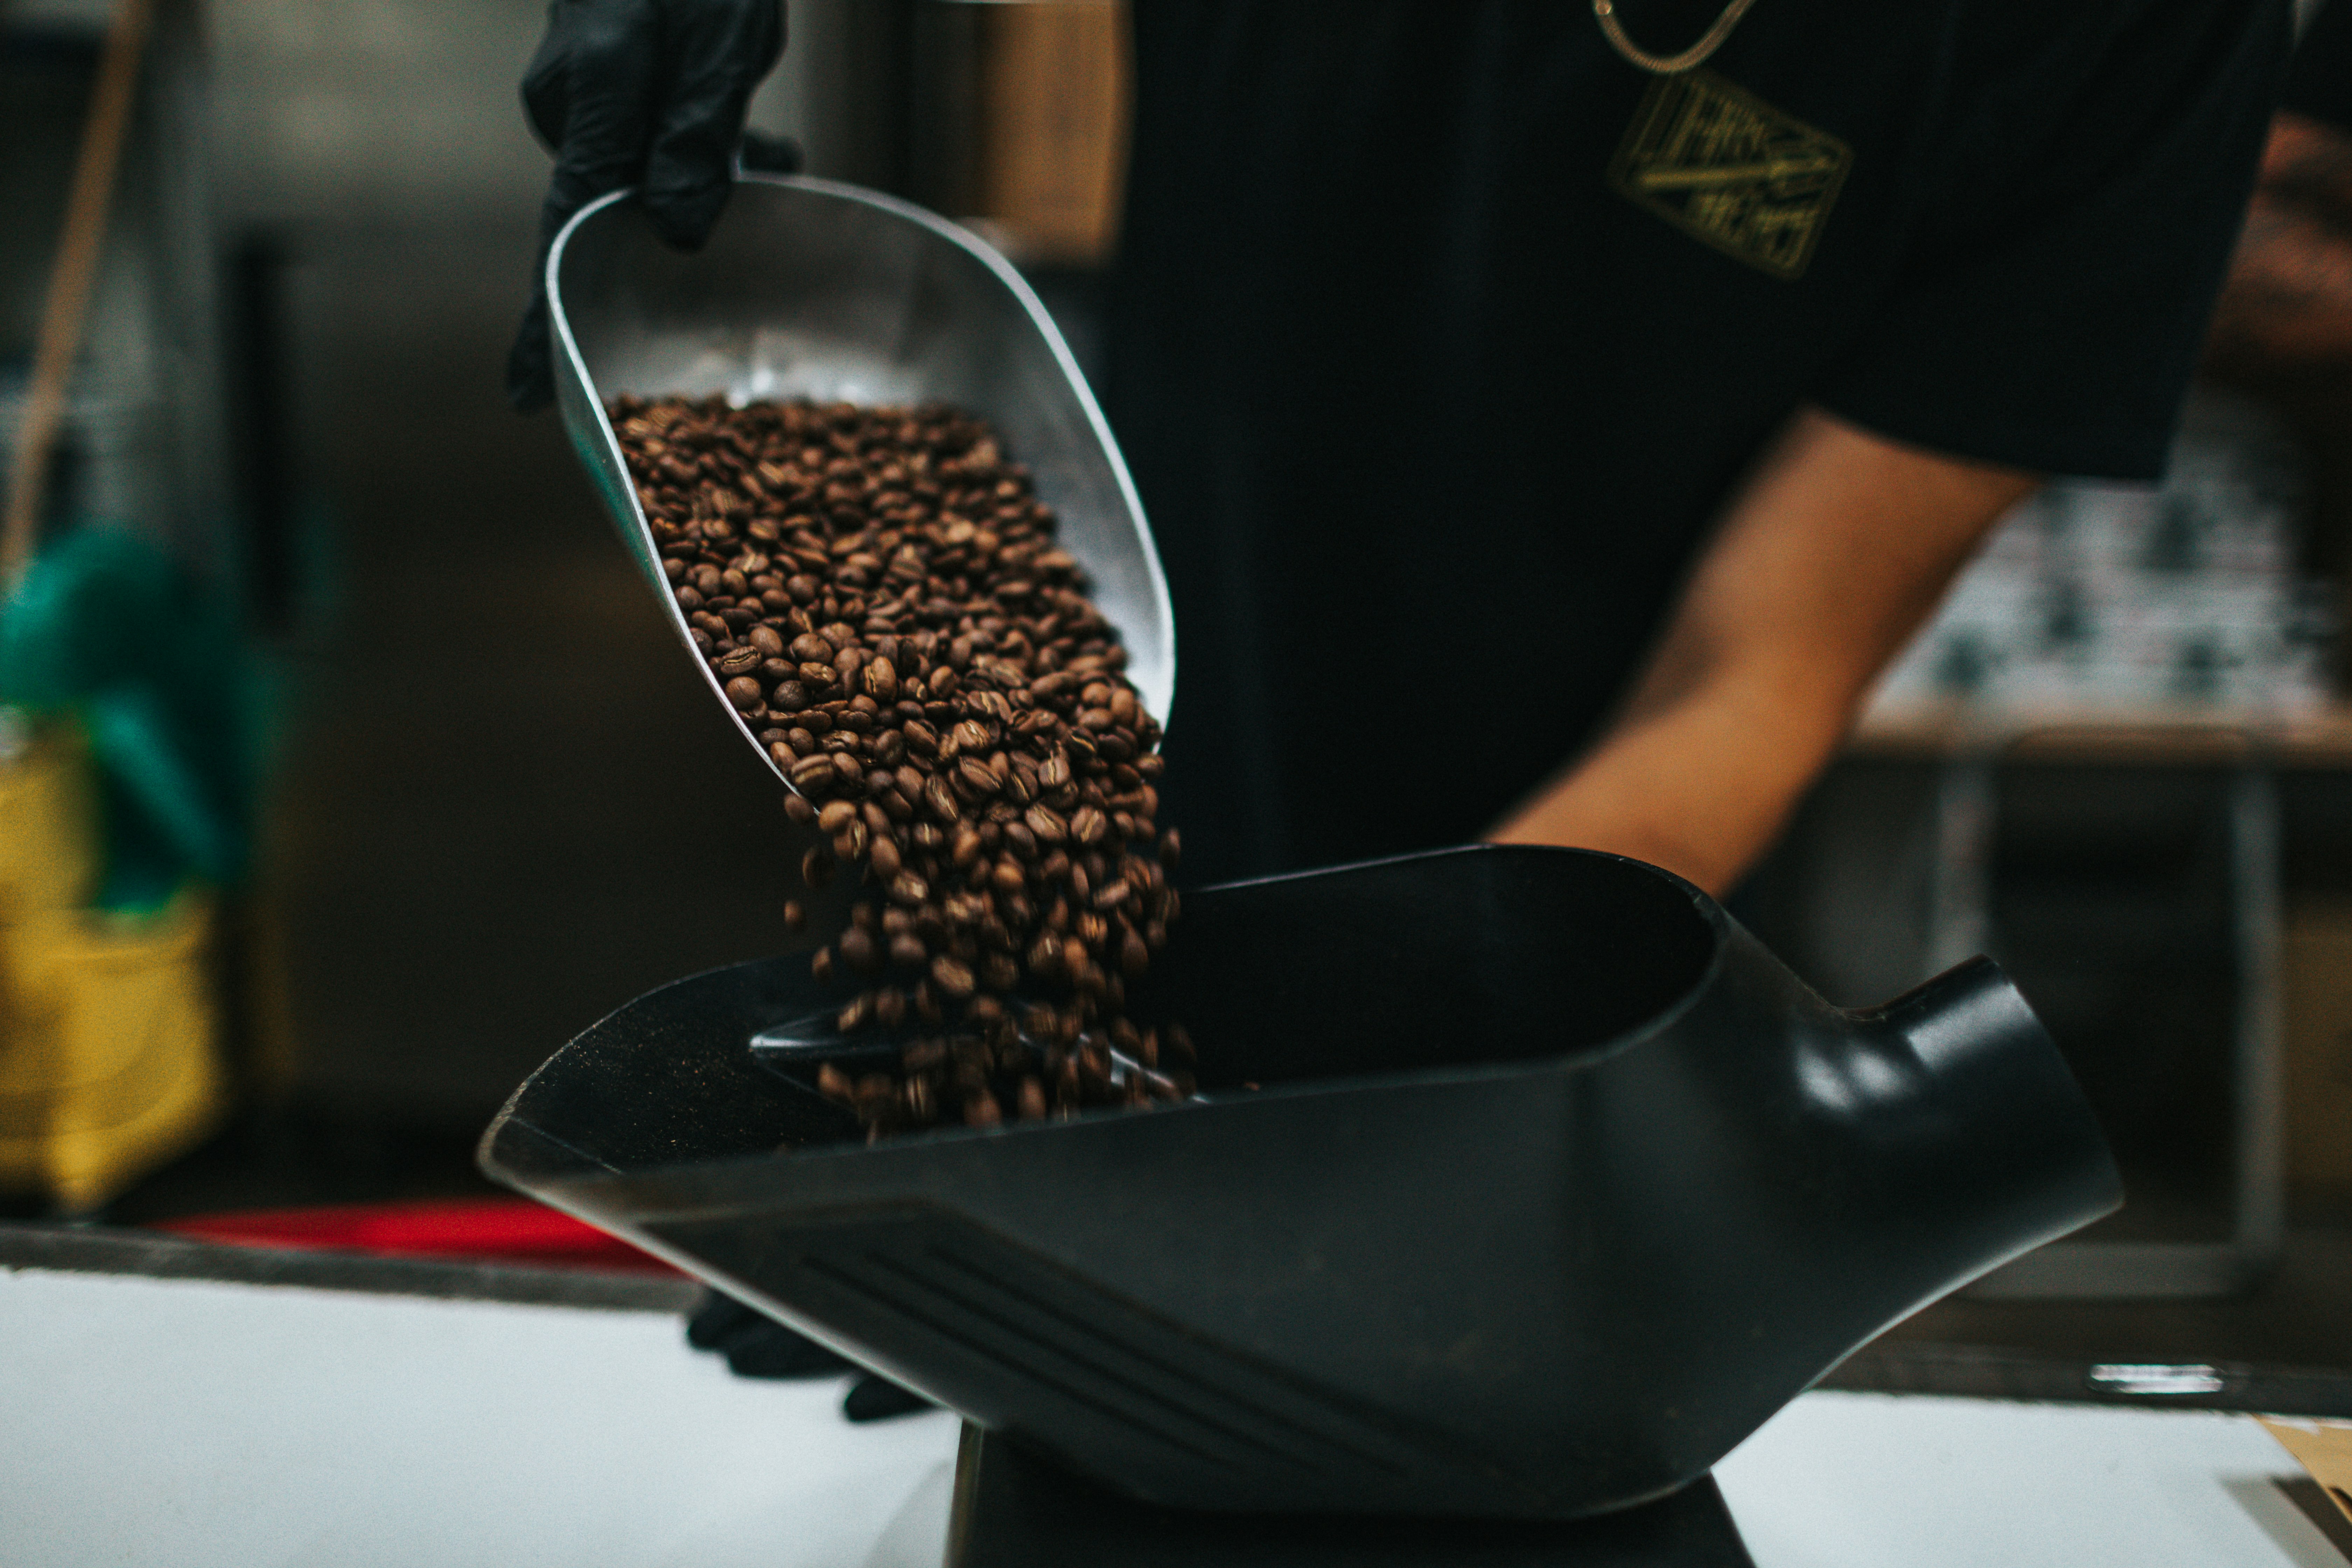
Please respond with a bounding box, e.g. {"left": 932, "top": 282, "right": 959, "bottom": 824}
{"left": 1609, "top": 70, "right": 1851, "bottom": 280}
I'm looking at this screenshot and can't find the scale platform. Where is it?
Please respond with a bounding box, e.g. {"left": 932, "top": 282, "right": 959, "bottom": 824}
{"left": 947, "top": 1426, "right": 1754, "bottom": 1566}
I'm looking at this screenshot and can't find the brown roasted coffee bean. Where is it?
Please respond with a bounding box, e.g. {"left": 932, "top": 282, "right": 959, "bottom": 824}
{"left": 950, "top": 825, "right": 984, "bottom": 869}
{"left": 931, "top": 954, "right": 977, "bottom": 1000}
{"left": 612, "top": 393, "right": 1189, "bottom": 1141}
{"left": 956, "top": 757, "right": 1001, "bottom": 798}
{"left": 1026, "top": 934, "right": 1063, "bottom": 978}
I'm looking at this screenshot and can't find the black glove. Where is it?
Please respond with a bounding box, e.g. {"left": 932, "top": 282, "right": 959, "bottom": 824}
{"left": 508, "top": 0, "right": 788, "bottom": 412}
{"left": 685, "top": 1289, "right": 938, "bottom": 1422}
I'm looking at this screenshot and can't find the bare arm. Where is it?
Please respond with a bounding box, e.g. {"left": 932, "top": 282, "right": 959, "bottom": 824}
{"left": 2205, "top": 111, "right": 2352, "bottom": 371}
{"left": 1487, "top": 406, "right": 2038, "bottom": 895}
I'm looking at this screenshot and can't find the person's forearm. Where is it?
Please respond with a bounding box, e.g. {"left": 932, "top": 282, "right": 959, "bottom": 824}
{"left": 1486, "top": 655, "right": 1858, "bottom": 896}
{"left": 1488, "top": 407, "right": 2038, "bottom": 895}
{"left": 2207, "top": 113, "right": 2352, "bottom": 370}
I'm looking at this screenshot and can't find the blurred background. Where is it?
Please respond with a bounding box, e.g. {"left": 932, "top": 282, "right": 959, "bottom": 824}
{"left": 1, "top": 0, "right": 2348, "bottom": 1365}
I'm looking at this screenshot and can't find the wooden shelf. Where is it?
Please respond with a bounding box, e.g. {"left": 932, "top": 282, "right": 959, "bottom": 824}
{"left": 1850, "top": 700, "right": 2352, "bottom": 768}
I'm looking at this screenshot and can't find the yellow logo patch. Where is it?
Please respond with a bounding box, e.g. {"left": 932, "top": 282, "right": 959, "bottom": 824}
{"left": 1609, "top": 70, "right": 1851, "bottom": 281}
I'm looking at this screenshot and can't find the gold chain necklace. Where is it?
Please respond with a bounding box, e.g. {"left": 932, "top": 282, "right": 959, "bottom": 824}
{"left": 1592, "top": 0, "right": 1764, "bottom": 74}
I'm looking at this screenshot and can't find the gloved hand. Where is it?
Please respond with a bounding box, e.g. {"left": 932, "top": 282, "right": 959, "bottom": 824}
{"left": 508, "top": 0, "right": 789, "bottom": 412}
{"left": 685, "top": 1289, "right": 938, "bottom": 1422}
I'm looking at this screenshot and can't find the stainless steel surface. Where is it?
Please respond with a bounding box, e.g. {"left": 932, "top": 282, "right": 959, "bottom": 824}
{"left": 545, "top": 175, "right": 1174, "bottom": 789}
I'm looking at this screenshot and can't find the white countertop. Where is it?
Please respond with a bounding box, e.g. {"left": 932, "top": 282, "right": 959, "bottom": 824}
{"left": 2, "top": 1263, "right": 2342, "bottom": 1568}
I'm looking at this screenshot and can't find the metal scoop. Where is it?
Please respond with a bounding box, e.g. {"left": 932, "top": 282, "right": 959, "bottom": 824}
{"left": 544, "top": 175, "right": 1176, "bottom": 778}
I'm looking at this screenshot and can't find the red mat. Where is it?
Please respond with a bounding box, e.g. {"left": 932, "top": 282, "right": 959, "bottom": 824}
{"left": 153, "top": 1197, "right": 681, "bottom": 1274}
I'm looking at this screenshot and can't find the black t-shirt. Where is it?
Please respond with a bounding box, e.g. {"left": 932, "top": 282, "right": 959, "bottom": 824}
{"left": 1105, "top": 0, "right": 2289, "bottom": 884}
{"left": 2285, "top": 0, "right": 2352, "bottom": 129}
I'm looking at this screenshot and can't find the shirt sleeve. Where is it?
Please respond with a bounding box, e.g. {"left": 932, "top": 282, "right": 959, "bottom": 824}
{"left": 1811, "top": 0, "right": 2291, "bottom": 480}
{"left": 2284, "top": 0, "right": 2352, "bottom": 132}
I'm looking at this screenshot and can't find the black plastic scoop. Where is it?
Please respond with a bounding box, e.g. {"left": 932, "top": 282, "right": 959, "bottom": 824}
{"left": 479, "top": 844, "right": 2118, "bottom": 1521}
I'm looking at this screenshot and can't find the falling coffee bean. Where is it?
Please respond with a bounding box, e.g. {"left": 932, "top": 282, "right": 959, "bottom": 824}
{"left": 610, "top": 392, "right": 1194, "bottom": 1137}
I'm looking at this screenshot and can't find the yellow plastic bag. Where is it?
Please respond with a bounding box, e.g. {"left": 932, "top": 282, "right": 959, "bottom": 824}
{"left": 0, "top": 720, "right": 225, "bottom": 1211}
{"left": 0, "top": 719, "right": 98, "bottom": 917}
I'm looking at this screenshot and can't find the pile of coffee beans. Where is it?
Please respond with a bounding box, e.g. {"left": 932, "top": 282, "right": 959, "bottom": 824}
{"left": 610, "top": 393, "right": 1193, "bottom": 1138}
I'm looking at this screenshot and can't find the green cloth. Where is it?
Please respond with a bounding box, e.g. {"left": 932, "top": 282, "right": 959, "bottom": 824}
{"left": 0, "top": 529, "right": 255, "bottom": 911}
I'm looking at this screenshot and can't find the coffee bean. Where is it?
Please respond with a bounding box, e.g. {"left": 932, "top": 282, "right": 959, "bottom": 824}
{"left": 956, "top": 757, "right": 1002, "bottom": 798}
{"left": 931, "top": 954, "right": 977, "bottom": 1000}
{"left": 950, "top": 825, "right": 984, "bottom": 869}
{"left": 612, "top": 393, "right": 1192, "bottom": 1139}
